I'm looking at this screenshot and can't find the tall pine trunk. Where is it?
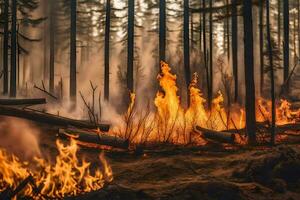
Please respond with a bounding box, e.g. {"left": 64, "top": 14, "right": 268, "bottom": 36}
{"left": 259, "top": 0, "right": 264, "bottom": 95}
{"left": 243, "top": 0, "right": 256, "bottom": 145}
{"left": 283, "top": 0, "right": 289, "bottom": 92}
{"left": 266, "top": 0, "right": 276, "bottom": 145}
{"left": 49, "top": 0, "right": 55, "bottom": 94}
{"left": 231, "top": 0, "right": 238, "bottom": 102}
{"left": 184, "top": 0, "right": 191, "bottom": 102}
{"left": 3, "top": 0, "right": 9, "bottom": 95}
{"left": 10, "top": 0, "right": 17, "bottom": 97}
{"left": 127, "top": 0, "right": 134, "bottom": 92}
{"left": 104, "top": 0, "right": 111, "bottom": 101}
{"left": 70, "top": 0, "right": 77, "bottom": 102}
{"left": 208, "top": 0, "right": 213, "bottom": 108}
{"left": 203, "top": 0, "right": 209, "bottom": 106}
{"left": 277, "top": 0, "right": 281, "bottom": 50}
{"left": 159, "top": 0, "right": 166, "bottom": 63}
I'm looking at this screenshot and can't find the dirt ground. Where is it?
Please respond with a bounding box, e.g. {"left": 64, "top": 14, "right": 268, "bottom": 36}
{"left": 1, "top": 119, "right": 300, "bottom": 200}
{"left": 32, "top": 123, "right": 300, "bottom": 200}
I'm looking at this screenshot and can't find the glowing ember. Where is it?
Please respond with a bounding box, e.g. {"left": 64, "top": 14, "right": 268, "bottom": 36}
{"left": 0, "top": 139, "right": 112, "bottom": 199}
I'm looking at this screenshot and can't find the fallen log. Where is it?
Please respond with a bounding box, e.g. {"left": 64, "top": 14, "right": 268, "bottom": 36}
{"left": 194, "top": 126, "right": 236, "bottom": 144}
{"left": 0, "top": 98, "right": 46, "bottom": 106}
{"left": 59, "top": 128, "right": 129, "bottom": 149}
{"left": 224, "top": 122, "right": 300, "bottom": 134}
{"left": 0, "top": 106, "right": 110, "bottom": 131}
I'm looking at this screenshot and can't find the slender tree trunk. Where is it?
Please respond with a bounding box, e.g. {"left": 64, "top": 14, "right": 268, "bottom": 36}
{"left": 70, "top": 0, "right": 77, "bottom": 102}
{"left": 3, "top": 0, "right": 9, "bottom": 95}
{"left": 203, "top": 0, "right": 209, "bottom": 106}
{"left": 184, "top": 0, "right": 191, "bottom": 104}
{"left": 283, "top": 0, "right": 289, "bottom": 92}
{"left": 266, "top": 0, "right": 276, "bottom": 145}
{"left": 298, "top": 0, "right": 300, "bottom": 57}
{"left": 127, "top": 0, "right": 134, "bottom": 92}
{"left": 294, "top": 14, "right": 297, "bottom": 63}
{"left": 10, "top": 0, "right": 17, "bottom": 97}
{"left": 277, "top": 0, "right": 281, "bottom": 50}
{"left": 259, "top": 0, "right": 264, "bottom": 95}
{"left": 226, "top": 0, "right": 230, "bottom": 60}
{"left": 243, "top": 0, "right": 256, "bottom": 145}
{"left": 199, "top": 13, "right": 202, "bottom": 52}
{"left": 159, "top": 0, "right": 166, "bottom": 63}
{"left": 17, "top": 25, "right": 19, "bottom": 89}
{"left": 208, "top": 0, "right": 213, "bottom": 108}
{"left": 104, "top": 0, "right": 111, "bottom": 101}
{"left": 49, "top": 0, "right": 55, "bottom": 94}
{"left": 231, "top": 0, "right": 238, "bottom": 102}
{"left": 191, "top": 13, "right": 194, "bottom": 50}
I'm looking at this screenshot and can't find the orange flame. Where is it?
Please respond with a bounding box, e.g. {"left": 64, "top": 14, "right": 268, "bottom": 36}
{"left": 0, "top": 139, "right": 112, "bottom": 199}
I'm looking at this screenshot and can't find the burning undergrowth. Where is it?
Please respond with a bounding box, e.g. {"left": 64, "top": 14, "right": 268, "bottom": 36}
{"left": 0, "top": 139, "right": 113, "bottom": 199}
{"left": 110, "top": 62, "right": 300, "bottom": 145}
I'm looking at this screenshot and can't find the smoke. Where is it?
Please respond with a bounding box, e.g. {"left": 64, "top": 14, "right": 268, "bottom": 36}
{"left": 0, "top": 117, "right": 41, "bottom": 160}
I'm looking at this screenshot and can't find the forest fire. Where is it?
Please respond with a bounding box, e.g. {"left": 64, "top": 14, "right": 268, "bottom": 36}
{"left": 0, "top": 139, "right": 112, "bottom": 199}
{"left": 112, "top": 62, "right": 300, "bottom": 145}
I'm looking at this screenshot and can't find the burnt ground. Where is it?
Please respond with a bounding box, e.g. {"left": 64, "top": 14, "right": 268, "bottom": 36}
{"left": 9, "top": 122, "right": 300, "bottom": 200}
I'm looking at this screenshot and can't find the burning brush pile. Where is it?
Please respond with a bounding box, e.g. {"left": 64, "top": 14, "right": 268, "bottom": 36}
{"left": 0, "top": 139, "right": 113, "bottom": 199}
{"left": 111, "top": 62, "right": 300, "bottom": 145}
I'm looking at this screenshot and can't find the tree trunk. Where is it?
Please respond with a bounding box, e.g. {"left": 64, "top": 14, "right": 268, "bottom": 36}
{"left": 243, "top": 0, "right": 256, "bottom": 145}
{"left": 10, "top": 0, "right": 17, "bottom": 97}
{"left": 184, "top": 0, "right": 191, "bottom": 103}
{"left": 0, "top": 106, "right": 110, "bottom": 131}
{"left": 49, "top": 0, "right": 55, "bottom": 94}
{"left": 259, "top": 0, "right": 264, "bottom": 95}
{"left": 159, "top": 0, "right": 166, "bottom": 63}
{"left": 283, "top": 0, "right": 289, "bottom": 93}
{"left": 208, "top": 0, "right": 213, "bottom": 108}
{"left": 277, "top": 0, "right": 281, "bottom": 50}
{"left": 203, "top": 0, "right": 210, "bottom": 107}
{"left": 298, "top": 0, "right": 300, "bottom": 57}
{"left": 104, "top": 0, "right": 111, "bottom": 101}
{"left": 231, "top": 0, "right": 238, "bottom": 102}
{"left": 127, "top": 0, "right": 135, "bottom": 92}
{"left": 70, "top": 0, "right": 77, "bottom": 103}
{"left": 2, "top": 0, "right": 9, "bottom": 95}
{"left": 266, "top": 0, "right": 276, "bottom": 145}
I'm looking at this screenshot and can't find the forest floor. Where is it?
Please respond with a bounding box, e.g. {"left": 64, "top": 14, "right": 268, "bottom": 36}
{"left": 1, "top": 118, "right": 299, "bottom": 200}
{"left": 33, "top": 123, "right": 300, "bottom": 200}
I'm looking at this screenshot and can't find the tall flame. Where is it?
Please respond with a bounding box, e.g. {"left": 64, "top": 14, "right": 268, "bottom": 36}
{"left": 113, "top": 62, "right": 300, "bottom": 144}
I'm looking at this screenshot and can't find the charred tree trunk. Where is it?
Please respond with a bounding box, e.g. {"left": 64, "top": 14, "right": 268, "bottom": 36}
{"left": 2, "top": 0, "right": 9, "bottom": 95}
{"left": 231, "top": 0, "right": 238, "bottom": 102}
{"left": 259, "top": 0, "right": 264, "bottom": 95}
{"left": 49, "top": 0, "right": 55, "bottom": 94}
{"left": 283, "top": 0, "right": 289, "bottom": 93}
{"left": 266, "top": 0, "right": 276, "bottom": 145}
{"left": 184, "top": 0, "right": 191, "bottom": 103}
{"left": 10, "top": 0, "right": 17, "bottom": 97}
{"left": 278, "top": 0, "right": 281, "bottom": 50}
{"left": 104, "top": 0, "right": 111, "bottom": 101}
{"left": 127, "top": 0, "right": 135, "bottom": 92}
{"left": 208, "top": 0, "right": 213, "bottom": 109}
{"left": 203, "top": 0, "right": 209, "bottom": 107}
{"left": 159, "top": 0, "right": 166, "bottom": 63}
{"left": 243, "top": 0, "right": 256, "bottom": 145}
{"left": 199, "top": 13, "right": 202, "bottom": 52}
{"left": 70, "top": 0, "right": 77, "bottom": 103}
